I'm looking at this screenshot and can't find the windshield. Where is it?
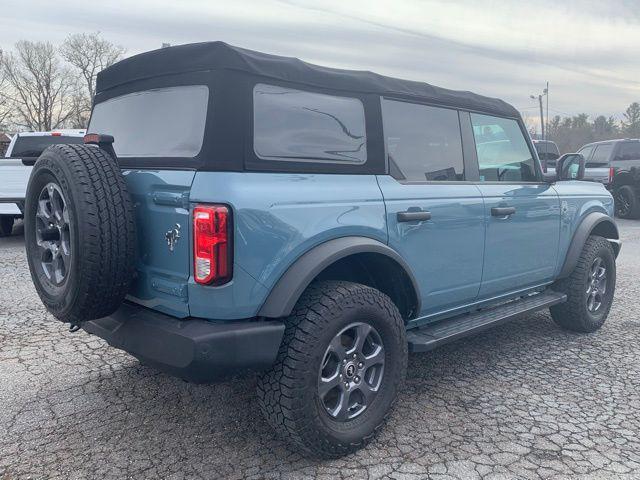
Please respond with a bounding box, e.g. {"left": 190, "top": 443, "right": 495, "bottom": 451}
{"left": 7, "top": 135, "right": 83, "bottom": 158}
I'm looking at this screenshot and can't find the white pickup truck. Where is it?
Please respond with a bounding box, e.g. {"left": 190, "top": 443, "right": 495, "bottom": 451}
{"left": 0, "top": 130, "right": 85, "bottom": 236}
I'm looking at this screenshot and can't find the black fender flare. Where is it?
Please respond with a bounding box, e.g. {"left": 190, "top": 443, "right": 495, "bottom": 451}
{"left": 558, "top": 212, "right": 620, "bottom": 279}
{"left": 257, "top": 236, "right": 421, "bottom": 318}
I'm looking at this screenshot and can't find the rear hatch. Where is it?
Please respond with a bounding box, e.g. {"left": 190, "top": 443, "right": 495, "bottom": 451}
{"left": 88, "top": 85, "right": 209, "bottom": 318}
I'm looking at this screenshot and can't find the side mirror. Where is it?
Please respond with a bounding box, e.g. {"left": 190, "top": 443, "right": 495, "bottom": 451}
{"left": 556, "top": 153, "right": 585, "bottom": 181}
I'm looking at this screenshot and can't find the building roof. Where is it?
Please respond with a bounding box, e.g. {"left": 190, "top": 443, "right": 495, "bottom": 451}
{"left": 96, "top": 41, "right": 519, "bottom": 118}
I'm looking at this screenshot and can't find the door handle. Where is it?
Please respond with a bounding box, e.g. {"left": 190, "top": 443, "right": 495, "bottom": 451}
{"left": 397, "top": 210, "right": 432, "bottom": 222}
{"left": 491, "top": 206, "right": 516, "bottom": 217}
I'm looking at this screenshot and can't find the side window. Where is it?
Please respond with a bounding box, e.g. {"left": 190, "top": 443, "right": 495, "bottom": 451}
{"left": 253, "top": 84, "right": 366, "bottom": 164}
{"left": 470, "top": 113, "right": 537, "bottom": 182}
{"left": 615, "top": 142, "right": 640, "bottom": 161}
{"left": 577, "top": 145, "right": 594, "bottom": 162}
{"left": 587, "top": 144, "right": 613, "bottom": 167}
{"left": 381, "top": 99, "right": 464, "bottom": 182}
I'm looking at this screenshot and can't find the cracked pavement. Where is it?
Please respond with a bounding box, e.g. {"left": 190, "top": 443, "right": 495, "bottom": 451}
{"left": 1, "top": 219, "right": 640, "bottom": 479}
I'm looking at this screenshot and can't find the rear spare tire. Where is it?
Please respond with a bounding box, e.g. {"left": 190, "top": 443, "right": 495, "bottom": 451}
{"left": 24, "top": 144, "right": 136, "bottom": 325}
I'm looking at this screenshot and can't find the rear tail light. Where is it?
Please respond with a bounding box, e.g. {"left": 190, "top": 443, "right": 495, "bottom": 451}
{"left": 193, "top": 205, "right": 232, "bottom": 285}
{"left": 609, "top": 167, "right": 615, "bottom": 184}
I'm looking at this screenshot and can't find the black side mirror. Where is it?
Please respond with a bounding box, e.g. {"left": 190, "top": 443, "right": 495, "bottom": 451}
{"left": 556, "top": 153, "right": 585, "bottom": 181}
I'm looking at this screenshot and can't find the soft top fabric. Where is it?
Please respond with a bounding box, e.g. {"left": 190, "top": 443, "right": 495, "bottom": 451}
{"left": 96, "top": 41, "right": 519, "bottom": 118}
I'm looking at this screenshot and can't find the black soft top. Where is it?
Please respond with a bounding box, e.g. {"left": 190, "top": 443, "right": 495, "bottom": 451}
{"left": 96, "top": 41, "right": 519, "bottom": 118}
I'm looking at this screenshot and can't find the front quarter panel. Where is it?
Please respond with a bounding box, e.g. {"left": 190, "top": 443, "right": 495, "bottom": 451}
{"left": 552, "top": 180, "right": 614, "bottom": 276}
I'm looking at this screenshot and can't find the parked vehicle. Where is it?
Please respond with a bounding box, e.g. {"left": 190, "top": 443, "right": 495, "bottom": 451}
{"left": 23, "top": 42, "right": 620, "bottom": 458}
{"left": 578, "top": 139, "right": 640, "bottom": 218}
{"left": 0, "top": 131, "right": 84, "bottom": 236}
{"left": 533, "top": 139, "right": 560, "bottom": 171}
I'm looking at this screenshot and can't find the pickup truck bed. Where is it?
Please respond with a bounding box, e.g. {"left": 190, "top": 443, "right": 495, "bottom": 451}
{"left": 0, "top": 159, "right": 31, "bottom": 215}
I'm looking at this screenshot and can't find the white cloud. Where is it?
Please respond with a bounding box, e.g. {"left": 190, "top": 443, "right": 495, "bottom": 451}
{"left": 1, "top": 0, "right": 638, "bottom": 118}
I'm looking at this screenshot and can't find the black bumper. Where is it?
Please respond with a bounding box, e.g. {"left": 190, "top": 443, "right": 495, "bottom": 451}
{"left": 83, "top": 303, "right": 285, "bottom": 383}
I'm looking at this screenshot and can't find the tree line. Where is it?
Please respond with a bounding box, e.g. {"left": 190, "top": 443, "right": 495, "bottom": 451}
{"left": 541, "top": 103, "right": 640, "bottom": 154}
{"left": 0, "top": 33, "right": 124, "bottom": 132}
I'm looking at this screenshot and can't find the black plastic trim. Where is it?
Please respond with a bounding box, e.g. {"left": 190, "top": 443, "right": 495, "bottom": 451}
{"left": 258, "top": 236, "right": 421, "bottom": 318}
{"left": 558, "top": 212, "right": 620, "bottom": 279}
{"left": 83, "top": 302, "right": 285, "bottom": 383}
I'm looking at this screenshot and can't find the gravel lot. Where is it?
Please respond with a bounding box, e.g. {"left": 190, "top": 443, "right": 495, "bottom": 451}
{"left": 1, "top": 219, "right": 640, "bottom": 480}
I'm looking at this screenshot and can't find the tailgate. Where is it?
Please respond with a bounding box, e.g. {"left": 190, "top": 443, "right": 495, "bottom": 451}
{"left": 123, "top": 170, "right": 195, "bottom": 318}
{"left": 583, "top": 167, "right": 610, "bottom": 184}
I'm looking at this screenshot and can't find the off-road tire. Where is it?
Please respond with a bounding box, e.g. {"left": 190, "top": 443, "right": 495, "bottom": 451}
{"left": 24, "top": 144, "right": 136, "bottom": 324}
{"left": 256, "top": 281, "right": 407, "bottom": 458}
{"left": 0, "top": 215, "right": 14, "bottom": 237}
{"left": 550, "top": 235, "right": 615, "bottom": 333}
{"left": 614, "top": 184, "right": 640, "bottom": 219}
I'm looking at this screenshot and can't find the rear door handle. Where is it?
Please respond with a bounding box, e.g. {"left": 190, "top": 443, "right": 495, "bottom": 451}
{"left": 397, "top": 210, "right": 432, "bottom": 222}
{"left": 491, "top": 206, "right": 516, "bottom": 217}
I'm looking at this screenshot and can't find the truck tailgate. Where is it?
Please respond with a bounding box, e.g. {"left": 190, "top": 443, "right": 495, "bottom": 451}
{"left": 583, "top": 167, "right": 609, "bottom": 185}
{"left": 0, "top": 159, "right": 31, "bottom": 214}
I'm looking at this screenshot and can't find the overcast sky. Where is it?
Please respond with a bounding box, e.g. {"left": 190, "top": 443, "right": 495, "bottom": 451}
{"left": 3, "top": 0, "right": 639, "bottom": 129}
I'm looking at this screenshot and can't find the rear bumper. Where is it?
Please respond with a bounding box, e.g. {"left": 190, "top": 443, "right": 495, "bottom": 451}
{"left": 83, "top": 302, "right": 285, "bottom": 383}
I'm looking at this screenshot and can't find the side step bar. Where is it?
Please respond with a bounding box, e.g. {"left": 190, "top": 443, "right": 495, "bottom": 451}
{"left": 407, "top": 290, "right": 567, "bottom": 353}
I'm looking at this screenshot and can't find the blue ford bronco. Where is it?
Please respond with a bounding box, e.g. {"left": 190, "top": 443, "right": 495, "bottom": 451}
{"left": 24, "top": 42, "right": 620, "bottom": 458}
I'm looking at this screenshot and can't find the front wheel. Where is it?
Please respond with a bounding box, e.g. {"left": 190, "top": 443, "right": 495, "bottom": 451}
{"left": 551, "top": 235, "right": 616, "bottom": 333}
{"left": 257, "top": 281, "right": 407, "bottom": 458}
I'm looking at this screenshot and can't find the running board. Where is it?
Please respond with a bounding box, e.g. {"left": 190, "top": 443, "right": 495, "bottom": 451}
{"left": 407, "top": 290, "right": 567, "bottom": 353}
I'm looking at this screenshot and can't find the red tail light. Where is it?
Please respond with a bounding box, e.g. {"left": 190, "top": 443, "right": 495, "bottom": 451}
{"left": 193, "top": 205, "right": 232, "bottom": 285}
{"left": 609, "top": 167, "right": 615, "bottom": 184}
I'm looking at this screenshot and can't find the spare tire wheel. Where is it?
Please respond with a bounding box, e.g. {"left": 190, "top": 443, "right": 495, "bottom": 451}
{"left": 24, "top": 144, "right": 136, "bottom": 325}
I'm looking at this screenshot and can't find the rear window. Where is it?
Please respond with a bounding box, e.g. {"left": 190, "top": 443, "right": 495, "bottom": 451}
{"left": 7, "top": 135, "right": 83, "bottom": 158}
{"left": 534, "top": 142, "right": 560, "bottom": 160}
{"left": 89, "top": 85, "right": 209, "bottom": 158}
{"left": 253, "top": 84, "right": 366, "bottom": 164}
{"left": 615, "top": 142, "right": 640, "bottom": 161}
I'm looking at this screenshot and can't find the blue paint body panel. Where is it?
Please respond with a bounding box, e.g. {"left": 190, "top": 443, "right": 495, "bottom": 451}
{"left": 123, "top": 170, "right": 195, "bottom": 318}
{"left": 188, "top": 172, "right": 387, "bottom": 320}
{"left": 477, "top": 183, "right": 560, "bottom": 299}
{"left": 376, "top": 176, "right": 485, "bottom": 318}
{"left": 123, "top": 168, "right": 615, "bottom": 325}
{"left": 551, "top": 180, "right": 614, "bottom": 276}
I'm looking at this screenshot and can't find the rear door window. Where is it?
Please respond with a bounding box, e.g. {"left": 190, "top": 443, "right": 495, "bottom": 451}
{"left": 587, "top": 144, "right": 613, "bottom": 167}
{"left": 381, "top": 99, "right": 464, "bottom": 181}
{"left": 470, "top": 113, "right": 537, "bottom": 182}
{"left": 253, "top": 84, "right": 366, "bottom": 164}
{"left": 89, "top": 85, "right": 209, "bottom": 158}
{"left": 615, "top": 142, "right": 640, "bottom": 161}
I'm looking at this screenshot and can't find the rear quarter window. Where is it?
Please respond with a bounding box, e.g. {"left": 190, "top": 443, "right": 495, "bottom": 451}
{"left": 89, "top": 85, "right": 209, "bottom": 158}
{"left": 615, "top": 142, "right": 640, "bottom": 161}
{"left": 253, "top": 84, "right": 366, "bottom": 164}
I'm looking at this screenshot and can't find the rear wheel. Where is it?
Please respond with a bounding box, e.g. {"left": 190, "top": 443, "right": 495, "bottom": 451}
{"left": 614, "top": 185, "right": 640, "bottom": 219}
{"left": 551, "top": 236, "right": 616, "bottom": 332}
{"left": 257, "top": 281, "right": 407, "bottom": 458}
{"left": 0, "top": 216, "right": 14, "bottom": 237}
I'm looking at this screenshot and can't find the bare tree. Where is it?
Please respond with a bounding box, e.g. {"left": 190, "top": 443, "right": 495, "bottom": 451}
{"left": 61, "top": 32, "right": 125, "bottom": 101}
{"left": 0, "top": 49, "right": 14, "bottom": 129}
{"left": 0, "top": 41, "right": 75, "bottom": 130}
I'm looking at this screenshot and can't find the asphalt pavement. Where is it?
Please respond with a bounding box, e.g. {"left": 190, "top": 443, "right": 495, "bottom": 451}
{"left": 1, "top": 219, "right": 640, "bottom": 479}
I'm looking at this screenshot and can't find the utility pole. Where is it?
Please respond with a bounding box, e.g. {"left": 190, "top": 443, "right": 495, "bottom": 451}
{"left": 530, "top": 85, "right": 548, "bottom": 140}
